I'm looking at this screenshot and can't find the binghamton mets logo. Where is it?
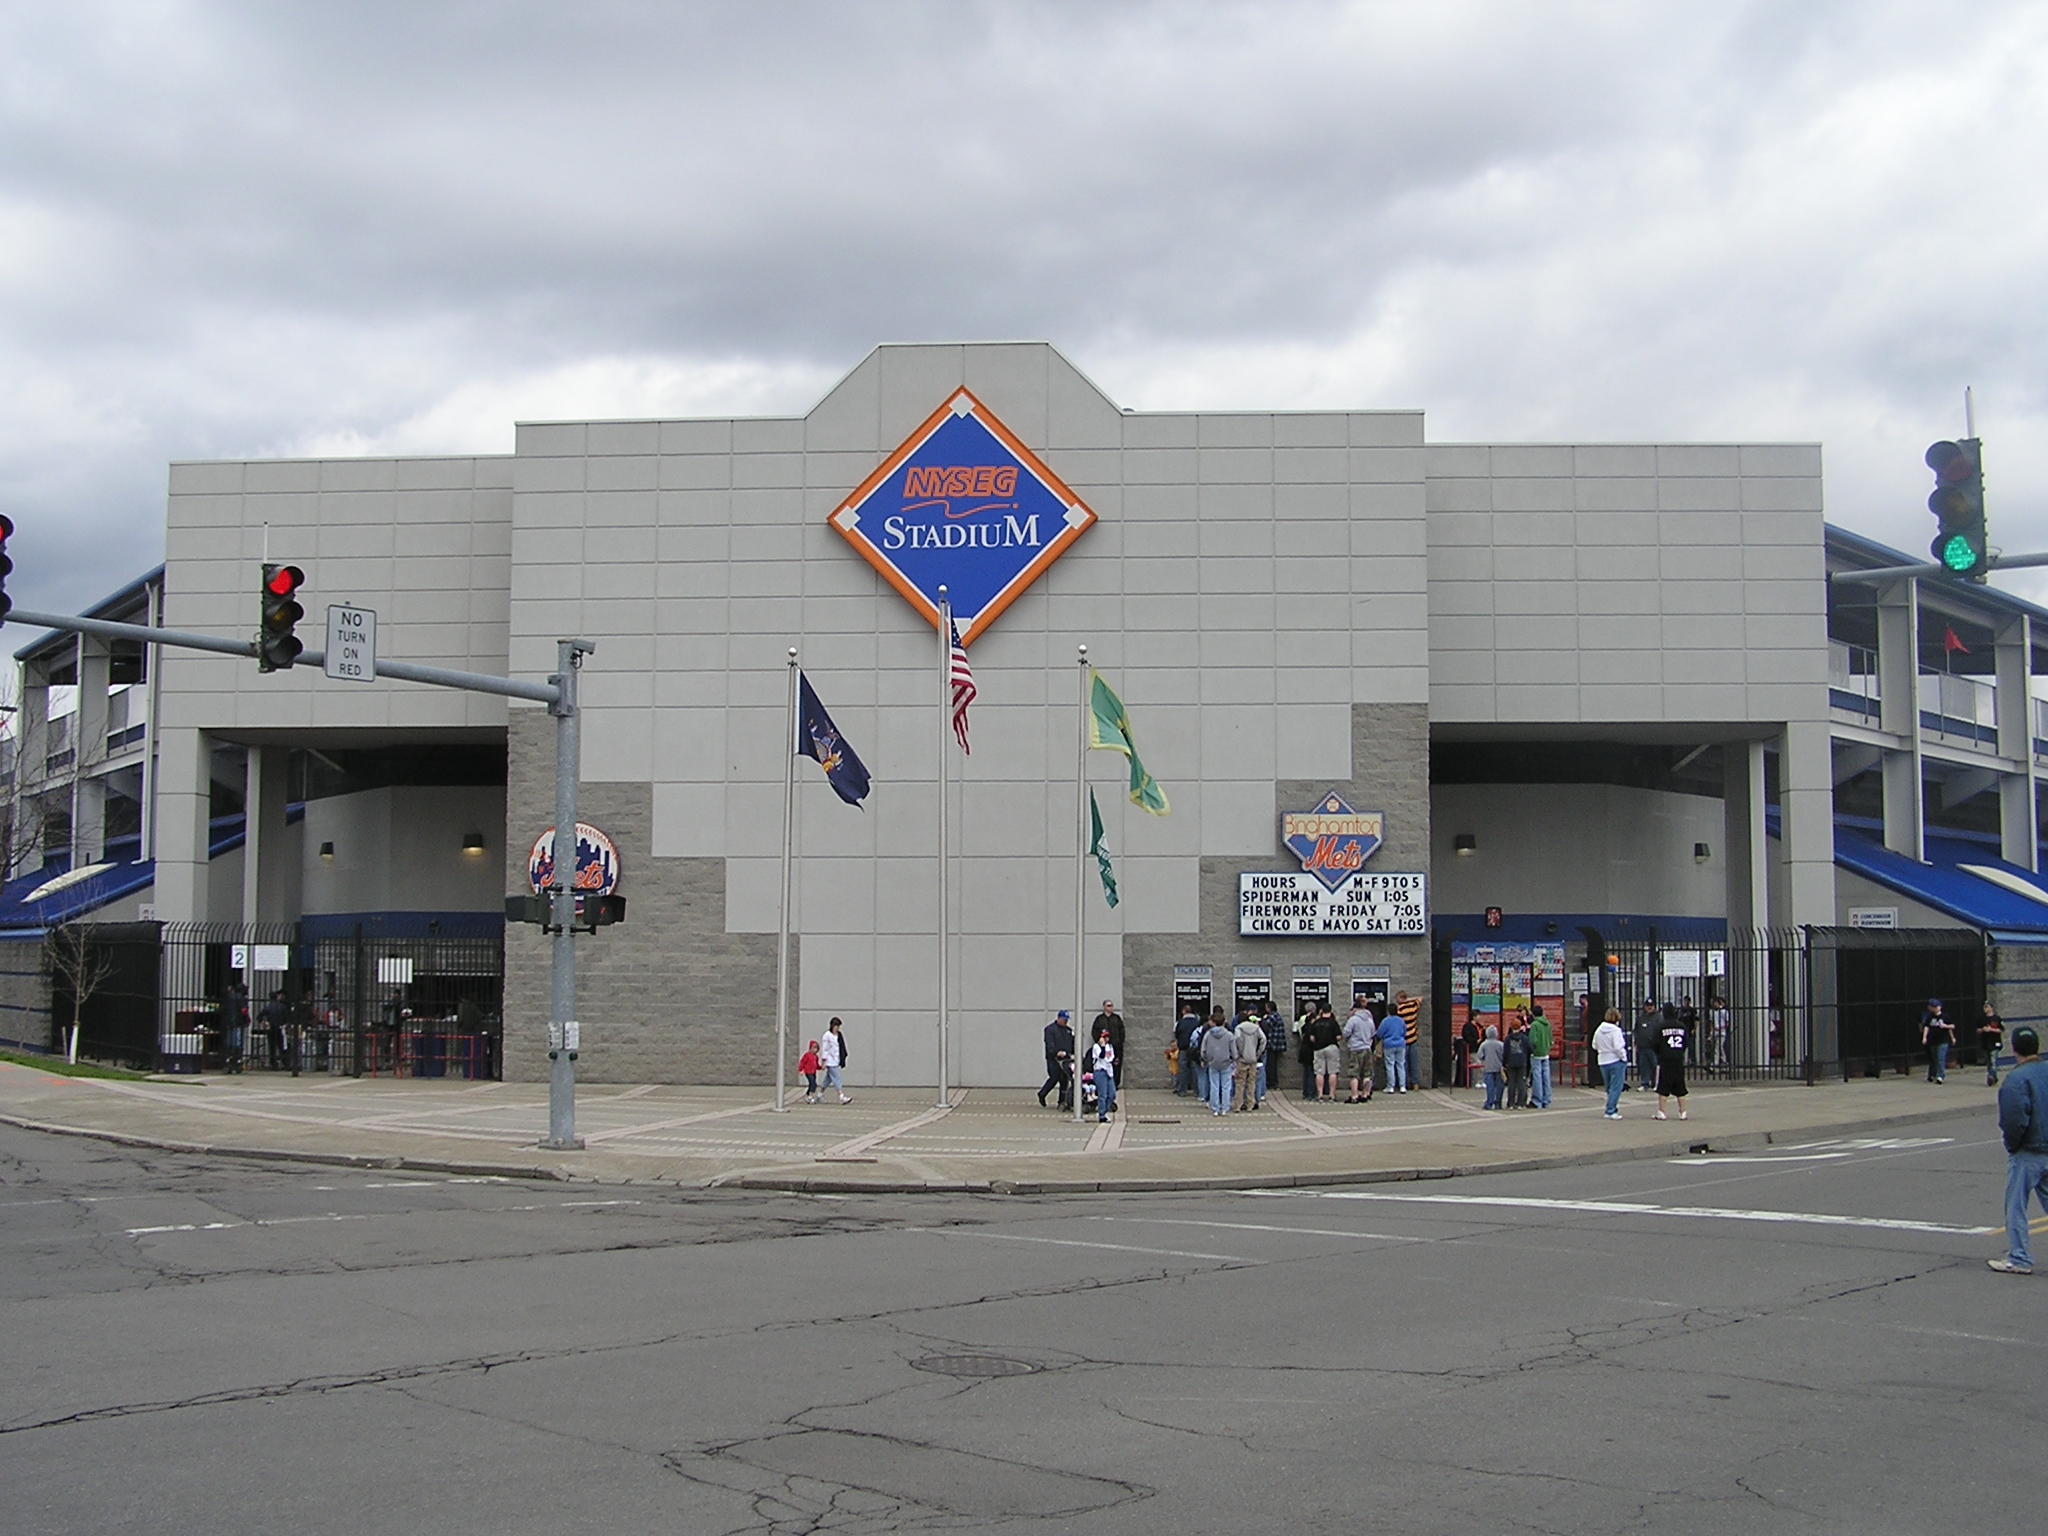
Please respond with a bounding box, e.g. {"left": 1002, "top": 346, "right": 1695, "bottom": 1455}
{"left": 1282, "top": 793, "right": 1384, "bottom": 892}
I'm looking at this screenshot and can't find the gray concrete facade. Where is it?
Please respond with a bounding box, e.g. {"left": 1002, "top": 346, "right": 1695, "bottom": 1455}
{"left": 141, "top": 341, "right": 1834, "bottom": 1086}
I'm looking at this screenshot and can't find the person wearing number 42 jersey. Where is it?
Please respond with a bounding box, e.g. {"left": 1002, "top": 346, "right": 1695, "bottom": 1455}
{"left": 1653, "top": 1004, "right": 1690, "bottom": 1121}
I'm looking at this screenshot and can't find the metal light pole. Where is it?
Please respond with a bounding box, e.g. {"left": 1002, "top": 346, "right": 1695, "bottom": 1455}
{"left": 543, "top": 638, "right": 594, "bottom": 1150}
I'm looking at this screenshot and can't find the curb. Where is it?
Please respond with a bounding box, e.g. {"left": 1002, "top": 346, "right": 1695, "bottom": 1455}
{"left": 1, "top": 1100, "right": 1979, "bottom": 1197}
{"left": 0, "top": 1111, "right": 571, "bottom": 1182}
{"left": 730, "top": 1101, "right": 1980, "bottom": 1195}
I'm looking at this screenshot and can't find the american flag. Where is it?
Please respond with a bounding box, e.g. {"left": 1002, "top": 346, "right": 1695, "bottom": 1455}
{"left": 948, "top": 619, "right": 976, "bottom": 754}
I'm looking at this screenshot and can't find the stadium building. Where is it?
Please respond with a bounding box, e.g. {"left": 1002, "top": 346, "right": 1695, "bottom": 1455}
{"left": 9, "top": 342, "right": 2042, "bottom": 1085}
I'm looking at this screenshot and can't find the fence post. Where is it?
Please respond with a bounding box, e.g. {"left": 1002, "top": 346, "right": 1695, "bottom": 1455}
{"left": 351, "top": 921, "right": 365, "bottom": 1078}
{"left": 1800, "top": 927, "right": 1817, "bottom": 1086}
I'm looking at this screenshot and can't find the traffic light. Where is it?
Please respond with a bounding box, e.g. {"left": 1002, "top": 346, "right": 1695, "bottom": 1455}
{"left": 1926, "top": 438, "right": 1987, "bottom": 581}
{"left": 0, "top": 514, "right": 12, "bottom": 624}
{"left": 257, "top": 562, "right": 305, "bottom": 670}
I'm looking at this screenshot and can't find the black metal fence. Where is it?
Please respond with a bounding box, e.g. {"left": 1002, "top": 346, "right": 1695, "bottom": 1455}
{"left": 155, "top": 922, "right": 503, "bottom": 1078}
{"left": 1570, "top": 924, "right": 1987, "bottom": 1085}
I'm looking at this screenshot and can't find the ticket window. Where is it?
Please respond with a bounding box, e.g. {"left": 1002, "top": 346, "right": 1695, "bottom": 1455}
{"left": 1293, "top": 977, "right": 1330, "bottom": 1024}
{"left": 1234, "top": 978, "right": 1272, "bottom": 1019}
{"left": 1352, "top": 978, "right": 1389, "bottom": 1015}
{"left": 1175, "top": 977, "right": 1212, "bottom": 1023}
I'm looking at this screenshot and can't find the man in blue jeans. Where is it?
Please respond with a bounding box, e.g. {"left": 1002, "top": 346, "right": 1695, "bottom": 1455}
{"left": 1528, "top": 1004, "right": 1554, "bottom": 1108}
{"left": 1991, "top": 1026, "right": 2048, "bottom": 1273}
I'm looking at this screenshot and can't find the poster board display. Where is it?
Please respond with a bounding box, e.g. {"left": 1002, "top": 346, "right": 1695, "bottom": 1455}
{"left": 1451, "top": 942, "right": 1566, "bottom": 1050}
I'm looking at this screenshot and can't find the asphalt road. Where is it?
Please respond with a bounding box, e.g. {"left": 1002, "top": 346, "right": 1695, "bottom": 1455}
{"left": 1, "top": 1109, "right": 2038, "bottom": 1534}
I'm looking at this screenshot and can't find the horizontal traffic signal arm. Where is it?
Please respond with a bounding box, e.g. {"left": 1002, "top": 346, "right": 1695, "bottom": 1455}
{"left": 0, "top": 606, "right": 561, "bottom": 703}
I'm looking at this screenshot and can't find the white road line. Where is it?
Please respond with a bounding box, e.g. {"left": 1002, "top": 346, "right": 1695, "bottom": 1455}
{"left": 1098, "top": 1217, "right": 1430, "bottom": 1244}
{"left": 1664, "top": 1154, "right": 1855, "bottom": 1165}
{"left": 908, "top": 1228, "right": 1260, "bottom": 1264}
{"left": 125, "top": 1213, "right": 372, "bottom": 1235}
{"left": 1269, "top": 1190, "right": 1997, "bottom": 1236}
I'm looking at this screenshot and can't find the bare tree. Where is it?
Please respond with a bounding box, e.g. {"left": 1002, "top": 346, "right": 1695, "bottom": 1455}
{"left": 44, "top": 922, "right": 117, "bottom": 1064}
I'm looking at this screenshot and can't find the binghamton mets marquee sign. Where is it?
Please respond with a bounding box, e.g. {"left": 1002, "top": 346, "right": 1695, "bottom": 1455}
{"left": 827, "top": 388, "right": 1096, "bottom": 644}
{"left": 1240, "top": 791, "right": 1425, "bottom": 935}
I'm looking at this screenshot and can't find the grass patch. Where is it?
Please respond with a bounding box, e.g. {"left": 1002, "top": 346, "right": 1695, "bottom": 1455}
{"left": 0, "top": 1048, "right": 151, "bottom": 1081}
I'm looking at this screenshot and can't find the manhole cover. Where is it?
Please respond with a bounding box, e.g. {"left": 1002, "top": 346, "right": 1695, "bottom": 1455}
{"left": 910, "top": 1354, "right": 1042, "bottom": 1378}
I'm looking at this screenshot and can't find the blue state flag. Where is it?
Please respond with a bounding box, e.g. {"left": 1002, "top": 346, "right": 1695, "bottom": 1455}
{"left": 797, "top": 674, "right": 871, "bottom": 807}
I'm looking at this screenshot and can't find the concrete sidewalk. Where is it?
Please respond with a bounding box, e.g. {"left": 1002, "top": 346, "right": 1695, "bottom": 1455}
{"left": 0, "top": 1059, "right": 1998, "bottom": 1193}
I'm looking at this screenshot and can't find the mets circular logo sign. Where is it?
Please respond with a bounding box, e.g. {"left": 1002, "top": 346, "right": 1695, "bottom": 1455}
{"left": 527, "top": 822, "right": 621, "bottom": 897}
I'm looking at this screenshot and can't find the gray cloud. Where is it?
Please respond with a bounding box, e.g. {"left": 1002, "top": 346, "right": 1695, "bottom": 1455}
{"left": 3, "top": 0, "right": 2045, "bottom": 615}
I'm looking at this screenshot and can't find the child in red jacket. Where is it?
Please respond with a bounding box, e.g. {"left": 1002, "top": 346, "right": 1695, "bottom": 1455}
{"left": 798, "top": 1042, "right": 822, "bottom": 1103}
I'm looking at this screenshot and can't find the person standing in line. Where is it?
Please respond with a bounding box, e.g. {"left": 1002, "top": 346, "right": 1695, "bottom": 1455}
{"left": 1196, "top": 1007, "right": 1225, "bottom": 1105}
{"left": 1234, "top": 1008, "right": 1265, "bottom": 1111}
{"left": 1089, "top": 1027, "right": 1118, "bottom": 1122}
{"left": 1296, "top": 998, "right": 1320, "bottom": 1098}
{"left": 1378, "top": 1002, "right": 1410, "bottom": 1093}
{"left": 1040, "top": 1010, "right": 1075, "bottom": 1110}
{"left": 1528, "top": 1004, "right": 1554, "bottom": 1108}
{"left": 1635, "top": 1003, "right": 1661, "bottom": 1092}
{"left": 259, "top": 990, "right": 289, "bottom": 1070}
{"left": 222, "top": 981, "right": 249, "bottom": 1074}
{"left": 1310, "top": 1003, "right": 1343, "bottom": 1104}
{"left": 1458, "top": 1017, "right": 1480, "bottom": 1090}
{"left": 1922, "top": 998, "right": 1953, "bottom": 1084}
{"left": 1707, "top": 997, "right": 1731, "bottom": 1076}
{"left": 1261, "top": 1002, "right": 1289, "bottom": 1106}
{"left": 1174, "top": 1004, "right": 1201, "bottom": 1096}
{"left": 1477, "top": 1025, "right": 1505, "bottom": 1110}
{"left": 1093, "top": 1000, "right": 1126, "bottom": 1088}
{"left": 1200, "top": 1011, "right": 1237, "bottom": 1115}
{"left": 1503, "top": 1012, "right": 1532, "bottom": 1109}
{"left": 1990, "top": 1025, "right": 2048, "bottom": 1273}
{"left": 1593, "top": 1007, "right": 1629, "bottom": 1119}
{"left": 1395, "top": 989, "right": 1423, "bottom": 1092}
{"left": 1653, "top": 1004, "right": 1690, "bottom": 1121}
{"left": 1981, "top": 1001, "right": 2006, "bottom": 1087}
{"left": 1342, "top": 998, "right": 1377, "bottom": 1104}
{"left": 819, "top": 1017, "right": 850, "bottom": 1103}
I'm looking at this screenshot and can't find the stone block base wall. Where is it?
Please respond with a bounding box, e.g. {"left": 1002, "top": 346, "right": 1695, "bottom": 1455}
{"left": 0, "top": 936, "right": 52, "bottom": 1052}
{"left": 1988, "top": 939, "right": 2048, "bottom": 1050}
{"left": 502, "top": 710, "right": 788, "bottom": 1084}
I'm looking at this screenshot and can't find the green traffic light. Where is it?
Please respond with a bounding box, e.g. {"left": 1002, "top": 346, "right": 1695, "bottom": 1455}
{"left": 1941, "top": 533, "right": 1981, "bottom": 573}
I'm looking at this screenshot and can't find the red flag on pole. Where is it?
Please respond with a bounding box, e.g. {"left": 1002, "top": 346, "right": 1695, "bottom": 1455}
{"left": 1943, "top": 626, "right": 1969, "bottom": 656}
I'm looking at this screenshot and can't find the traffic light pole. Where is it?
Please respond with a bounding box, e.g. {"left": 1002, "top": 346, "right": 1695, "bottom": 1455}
{"left": 3, "top": 605, "right": 597, "bottom": 1150}
{"left": 544, "top": 640, "right": 593, "bottom": 1150}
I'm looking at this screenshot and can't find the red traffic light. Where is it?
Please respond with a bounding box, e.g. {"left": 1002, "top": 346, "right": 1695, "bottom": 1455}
{"left": 0, "top": 513, "right": 13, "bottom": 543}
{"left": 265, "top": 564, "right": 304, "bottom": 598}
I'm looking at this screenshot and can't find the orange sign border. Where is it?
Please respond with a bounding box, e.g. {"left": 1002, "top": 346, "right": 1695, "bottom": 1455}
{"left": 826, "top": 387, "right": 1097, "bottom": 646}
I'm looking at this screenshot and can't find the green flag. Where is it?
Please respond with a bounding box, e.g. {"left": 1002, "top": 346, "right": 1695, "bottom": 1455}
{"left": 1088, "top": 670, "right": 1169, "bottom": 815}
{"left": 1089, "top": 788, "right": 1119, "bottom": 908}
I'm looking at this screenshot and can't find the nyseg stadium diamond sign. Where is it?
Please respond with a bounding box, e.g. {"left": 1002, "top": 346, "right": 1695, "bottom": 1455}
{"left": 828, "top": 389, "right": 1096, "bottom": 644}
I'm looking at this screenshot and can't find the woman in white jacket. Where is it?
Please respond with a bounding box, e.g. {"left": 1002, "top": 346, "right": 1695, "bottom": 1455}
{"left": 1592, "top": 1008, "right": 1628, "bottom": 1120}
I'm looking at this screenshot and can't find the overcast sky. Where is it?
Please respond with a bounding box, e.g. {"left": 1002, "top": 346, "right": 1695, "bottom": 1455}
{"left": 4, "top": 0, "right": 2046, "bottom": 618}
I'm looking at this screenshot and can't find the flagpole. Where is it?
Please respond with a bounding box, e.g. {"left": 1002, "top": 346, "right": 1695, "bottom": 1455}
{"left": 1074, "top": 643, "right": 1089, "bottom": 1123}
{"left": 937, "top": 587, "right": 951, "bottom": 1108}
{"left": 775, "top": 647, "right": 797, "bottom": 1114}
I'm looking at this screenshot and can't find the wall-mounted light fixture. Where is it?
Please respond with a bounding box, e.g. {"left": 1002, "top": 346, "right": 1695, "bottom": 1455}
{"left": 462, "top": 831, "right": 486, "bottom": 855}
{"left": 1694, "top": 842, "right": 1711, "bottom": 864}
{"left": 319, "top": 841, "right": 335, "bottom": 864}
{"left": 1454, "top": 833, "right": 1477, "bottom": 857}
